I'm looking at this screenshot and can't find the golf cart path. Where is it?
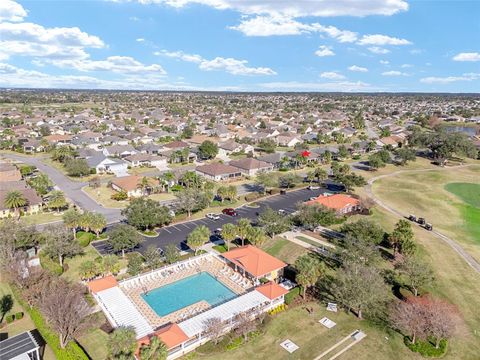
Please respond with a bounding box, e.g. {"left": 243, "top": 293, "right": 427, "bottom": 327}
{"left": 365, "top": 163, "right": 480, "bottom": 274}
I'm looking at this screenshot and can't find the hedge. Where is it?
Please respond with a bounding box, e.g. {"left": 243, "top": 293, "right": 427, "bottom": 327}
{"left": 77, "top": 231, "right": 95, "bottom": 247}
{"left": 15, "top": 312, "right": 24, "bottom": 320}
{"left": 244, "top": 193, "right": 261, "bottom": 202}
{"left": 6, "top": 314, "right": 15, "bottom": 323}
{"left": 11, "top": 286, "right": 89, "bottom": 360}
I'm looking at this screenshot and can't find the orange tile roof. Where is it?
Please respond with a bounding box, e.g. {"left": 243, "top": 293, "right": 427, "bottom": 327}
{"left": 87, "top": 276, "right": 118, "bottom": 294}
{"left": 305, "top": 194, "right": 360, "bottom": 211}
{"left": 256, "top": 282, "right": 289, "bottom": 300}
{"left": 136, "top": 323, "right": 189, "bottom": 353}
{"left": 111, "top": 175, "right": 159, "bottom": 192}
{"left": 222, "top": 245, "right": 287, "bottom": 278}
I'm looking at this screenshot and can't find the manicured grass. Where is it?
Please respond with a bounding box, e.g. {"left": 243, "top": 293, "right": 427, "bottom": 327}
{"left": 445, "top": 182, "right": 480, "bottom": 208}
{"left": 262, "top": 237, "right": 308, "bottom": 264}
{"left": 82, "top": 185, "right": 127, "bottom": 209}
{"left": 77, "top": 312, "right": 110, "bottom": 360}
{"left": 19, "top": 211, "right": 63, "bottom": 225}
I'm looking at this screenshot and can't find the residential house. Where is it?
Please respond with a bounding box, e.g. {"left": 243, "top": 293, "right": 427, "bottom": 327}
{"left": 23, "top": 139, "right": 45, "bottom": 153}
{"left": 110, "top": 175, "right": 159, "bottom": 197}
{"left": 0, "top": 330, "right": 45, "bottom": 360}
{"left": 0, "top": 163, "right": 22, "bottom": 182}
{"left": 0, "top": 188, "right": 43, "bottom": 218}
{"left": 276, "top": 134, "right": 301, "bottom": 148}
{"left": 103, "top": 145, "right": 138, "bottom": 158}
{"left": 229, "top": 158, "right": 273, "bottom": 176}
{"left": 85, "top": 153, "right": 129, "bottom": 177}
{"left": 195, "top": 163, "right": 242, "bottom": 182}
{"left": 256, "top": 153, "right": 283, "bottom": 169}
{"left": 125, "top": 154, "right": 168, "bottom": 169}
{"left": 306, "top": 194, "right": 360, "bottom": 215}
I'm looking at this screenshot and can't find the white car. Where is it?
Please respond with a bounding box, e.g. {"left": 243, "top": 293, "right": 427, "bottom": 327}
{"left": 206, "top": 213, "right": 220, "bottom": 220}
{"left": 307, "top": 185, "right": 320, "bottom": 190}
{"left": 278, "top": 209, "right": 287, "bottom": 215}
{"left": 308, "top": 197, "right": 317, "bottom": 201}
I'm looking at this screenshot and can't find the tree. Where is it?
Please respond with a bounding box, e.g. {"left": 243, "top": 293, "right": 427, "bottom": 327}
{"left": 312, "top": 167, "right": 328, "bottom": 184}
{"left": 257, "top": 206, "right": 291, "bottom": 237}
{"left": 395, "top": 147, "right": 416, "bottom": 165}
{"left": 47, "top": 190, "right": 67, "bottom": 212}
{"left": 340, "top": 219, "right": 384, "bottom": 245}
{"left": 0, "top": 294, "right": 13, "bottom": 322}
{"left": 295, "top": 254, "right": 324, "bottom": 298}
{"left": 203, "top": 317, "right": 227, "bottom": 345}
{"left": 236, "top": 218, "right": 252, "bottom": 247}
{"left": 63, "top": 208, "right": 81, "bottom": 239}
{"left": 127, "top": 253, "right": 144, "bottom": 276}
{"left": 389, "top": 219, "right": 414, "bottom": 255}
{"left": 234, "top": 312, "right": 256, "bottom": 341}
{"left": 90, "top": 212, "right": 107, "bottom": 237}
{"left": 139, "top": 336, "right": 168, "bottom": 360}
{"left": 122, "top": 198, "right": 172, "bottom": 230}
{"left": 175, "top": 188, "right": 209, "bottom": 217}
{"left": 51, "top": 145, "right": 77, "bottom": 163}
{"left": 254, "top": 172, "right": 277, "bottom": 194}
{"left": 180, "top": 171, "right": 203, "bottom": 189}
{"left": 38, "top": 277, "right": 91, "bottom": 348}
{"left": 338, "top": 145, "right": 349, "bottom": 159}
{"left": 164, "top": 243, "right": 179, "bottom": 264}
{"left": 144, "top": 245, "right": 162, "bottom": 269}
{"left": 187, "top": 225, "right": 210, "bottom": 255}
{"left": 78, "top": 211, "right": 95, "bottom": 233}
{"left": 396, "top": 256, "right": 434, "bottom": 297}
{"left": 331, "top": 263, "right": 389, "bottom": 319}
{"left": 65, "top": 158, "right": 90, "bottom": 177}
{"left": 79, "top": 260, "right": 99, "bottom": 280}
{"left": 4, "top": 190, "right": 27, "bottom": 218}
{"left": 246, "top": 226, "right": 268, "bottom": 247}
{"left": 198, "top": 140, "right": 219, "bottom": 159}
{"left": 278, "top": 173, "right": 302, "bottom": 188}
{"left": 221, "top": 223, "right": 237, "bottom": 251}
{"left": 27, "top": 173, "right": 52, "bottom": 195}
{"left": 390, "top": 297, "right": 429, "bottom": 345}
{"left": 102, "top": 255, "right": 120, "bottom": 275}
{"left": 107, "top": 326, "right": 137, "bottom": 360}
{"left": 43, "top": 225, "right": 82, "bottom": 267}
{"left": 427, "top": 297, "right": 460, "bottom": 349}
{"left": 368, "top": 153, "right": 386, "bottom": 170}
{"left": 107, "top": 223, "right": 143, "bottom": 257}
{"left": 257, "top": 138, "right": 276, "bottom": 153}
{"left": 295, "top": 203, "right": 337, "bottom": 230}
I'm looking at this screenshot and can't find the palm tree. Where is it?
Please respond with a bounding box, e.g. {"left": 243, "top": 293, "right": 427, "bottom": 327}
{"left": 236, "top": 218, "right": 252, "bottom": 247}
{"left": 48, "top": 190, "right": 67, "bottom": 212}
{"left": 90, "top": 212, "right": 107, "bottom": 238}
{"left": 107, "top": 326, "right": 137, "bottom": 360}
{"left": 62, "top": 208, "right": 81, "bottom": 239}
{"left": 139, "top": 336, "right": 168, "bottom": 360}
{"left": 4, "top": 190, "right": 27, "bottom": 218}
{"left": 221, "top": 223, "right": 237, "bottom": 251}
{"left": 313, "top": 167, "right": 328, "bottom": 185}
{"left": 295, "top": 254, "right": 325, "bottom": 298}
{"left": 187, "top": 225, "right": 210, "bottom": 255}
{"left": 137, "top": 176, "right": 151, "bottom": 196}
{"left": 216, "top": 186, "right": 228, "bottom": 202}
{"left": 246, "top": 227, "right": 267, "bottom": 247}
{"left": 159, "top": 171, "right": 175, "bottom": 192}
{"left": 78, "top": 211, "right": 94, "bottom": 233}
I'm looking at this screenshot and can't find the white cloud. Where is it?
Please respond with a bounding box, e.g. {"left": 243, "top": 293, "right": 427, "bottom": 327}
{"left": 320, "top": 71, "right": 345, "bottom": 80}
{"left": 42, "top": 56, "right": 167, "bottom": 75}
{"left": 230, "top": 15, "right": 357, "bottom": 42}
{"left": 258, "top": 80, "right": 378, "bottom": 92}
{"left": 136, "top": 38, "right": 145, "bottom": 42}
{"left": 0, "top": 21, "right": 104, "bottom": 60}
{"left": 380, "top": 60, "right": 390, "bottom": 65}
{"left": 420, "top": 73, "right": 480, "bottom": 84}
{"left": 368, "top": 47, "right": 390, "bottom": 54}
{"left": 155, "top": 50, "right": 276, "bottom": 76}
{"left": 358, "top": 34, "right": 411, "bottom": 46}
{"left": 0, "top": 0, "right": 27, "bottom": 22}
{"left": 348, "top": 65, "right": 368, "bottom": 72}
{"left": 315, "top": 45, "right": 335, "bottom": 57}
{"left": 115, "top": 0, "right": 409, "bottom": 18}
{"left": 382, "top": 70, "right": 408, "bottom": 76}
{"left": 453, "top": 52, "right": 480, "bottom": 62}
{"left": 401, "top": 63, "right": 413, "bottom": 68}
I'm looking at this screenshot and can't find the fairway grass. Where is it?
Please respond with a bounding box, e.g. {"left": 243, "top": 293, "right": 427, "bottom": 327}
{"left": 445, "top": 182, "right": 480, "bottom": 208}
{"left": 372, "top": 165, "right": 480, "bottom": 262}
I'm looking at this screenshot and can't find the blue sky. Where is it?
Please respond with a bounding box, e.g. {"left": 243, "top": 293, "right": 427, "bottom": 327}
{"left": 0, "top": 0, "right": 479, "bottom": 92}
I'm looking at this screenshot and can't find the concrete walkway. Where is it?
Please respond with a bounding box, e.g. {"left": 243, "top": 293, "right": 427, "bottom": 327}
{"left": 366, "top": 164, "right": 480, "bottom": 274}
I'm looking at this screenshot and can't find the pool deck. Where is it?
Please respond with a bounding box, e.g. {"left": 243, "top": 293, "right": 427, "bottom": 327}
{"left": 120, "top": 254, "right": 253, "bottom": 328}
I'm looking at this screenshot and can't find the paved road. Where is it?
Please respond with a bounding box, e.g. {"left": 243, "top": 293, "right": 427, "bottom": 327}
{"left": 92, "top": 187, "right": 331, "bottom": 255}
{"left": 0, "top": 153, "right": 122, "bottom": 224}
{"left": 366, "top": 164, "right": 480, "bottom": 274}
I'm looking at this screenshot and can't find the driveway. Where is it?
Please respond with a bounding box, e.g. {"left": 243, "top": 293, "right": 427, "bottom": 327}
{"left": 92, "top": 187, "right": 331, "bottom": 255}
{"left": 0, "top": 153, "right": 122, "bottom": 224}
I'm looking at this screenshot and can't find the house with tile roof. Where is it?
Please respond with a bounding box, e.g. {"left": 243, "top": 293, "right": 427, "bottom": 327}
{"left": 305, "top": 194, "right": 361, "bottom": 215}
{"left": 195, "top": 163, "right": 242, "bottom": 182}
{"left": 229, "top": 158, "right": 273, "bottom": 176}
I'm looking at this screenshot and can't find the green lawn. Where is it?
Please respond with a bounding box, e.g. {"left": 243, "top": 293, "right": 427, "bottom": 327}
{"left": 262, "top": 237, "right": 308, "bottom": 264}
{"left": 445, "top": 182, "right": 480, "bottom": 208}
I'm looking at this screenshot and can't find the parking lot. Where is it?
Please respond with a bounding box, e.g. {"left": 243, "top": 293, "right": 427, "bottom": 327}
{"left": 92, "top": 186, "right": 335, "bottom": 255}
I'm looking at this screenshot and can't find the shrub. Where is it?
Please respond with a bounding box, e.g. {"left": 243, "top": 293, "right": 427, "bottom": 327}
{"left": 6, "top": 314, "right": 15, "bottom": 323}
{"left": 244, "top": 193, "right": 260, "bottom": 202}
{"left": 268, "top": 303, "right": 287, "bottom": 315}
{"left": 285, "top": 287, "right": 301, "bottom": 305}
{"left": 111, "top": 191, "right": 128, "bottom": 201}
{"left": 225, "top": 337, "right": 243, "bottom": 351}
{"left": 404, "top": 337, "right": 448, "bottom": 358}
{"left": 212, "top": 245, "right": 228, "bottom": 253}
{"left": 77, "top": 231, "right": 95, "bottom": 247}
{"left": 15, "top": 312, "right": 23, "bottom": 320}
{"left": 39, "top": 251, "right": 64, "bottom": 275}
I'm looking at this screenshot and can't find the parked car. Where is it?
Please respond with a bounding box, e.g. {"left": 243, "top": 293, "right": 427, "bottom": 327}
{"left": 206, "top": 213, "right": 220, "bottom": 220}
{"left": 408, "top": 214, "right": 417, "bottom": 222}
{"left": 417, "top": 217, "right": 426, "bottom": 225}
{"left": 280, "top": 189, "right": 287, "bottom": 195}
{"left": 278, "top": 209, "right": 287, "bottom": 215}
{"left": 424, "top": 223, "right": 433, "bottom": 231}
{"left": 214, "top": 228, "right": 222, "bottom": 236}
{"left": 222, "top": 208, "right": 237, "bottom": 216}
{"left": 308, "top": 185, "right": 320, "bottom": 190}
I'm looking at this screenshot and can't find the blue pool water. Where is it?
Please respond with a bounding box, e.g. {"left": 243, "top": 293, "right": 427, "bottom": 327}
{"left": 141, "top": 272, "right": 237, "bottom": 316}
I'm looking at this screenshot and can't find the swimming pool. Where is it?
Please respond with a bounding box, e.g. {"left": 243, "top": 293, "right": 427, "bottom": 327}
{"left": 141, "top": 272, "right": 237, "bottom": 317}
